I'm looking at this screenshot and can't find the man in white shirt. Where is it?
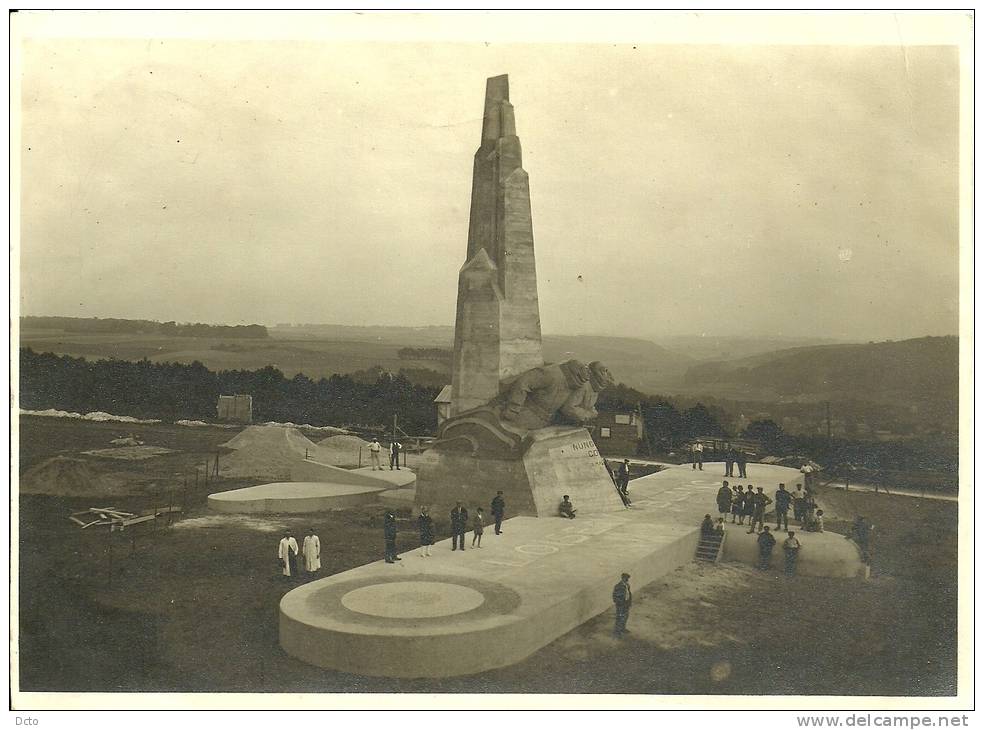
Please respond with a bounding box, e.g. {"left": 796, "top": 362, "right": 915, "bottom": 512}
{"left": 369, "top": 438, "right": 382, "bottom": 470}
{"left": 692, "top": 440, "right": 704, "bottom": 471}
{"left": 783, "top": 531, "right": 801, "bottom": 576}
{"left": 792, "top": 483, "right": 807, "bottom": 524}
{"left": 278, "top": 530, "right": 299, "bottom": 578}
{"left": 302, "top": 528, "right": 321, "bottom": 573}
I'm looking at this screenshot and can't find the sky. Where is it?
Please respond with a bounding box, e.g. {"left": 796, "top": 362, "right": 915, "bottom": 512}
{"left": 16, "top": 17, "right": 963, "bottom": 341}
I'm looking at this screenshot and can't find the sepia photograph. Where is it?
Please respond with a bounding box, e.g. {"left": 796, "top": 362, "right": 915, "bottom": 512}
{"left": 9, "top": 10, "right": 973, "bottom": 714}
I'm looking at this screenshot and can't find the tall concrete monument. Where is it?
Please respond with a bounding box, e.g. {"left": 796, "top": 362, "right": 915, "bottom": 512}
{"left": 417, "top": 75, "right": 626, "bottom": 517}
{"left": 450, "top": 74, "right": 543, "bottom": 416}
{"left": 277, "top": 76, "right": 865, "bottom": 681}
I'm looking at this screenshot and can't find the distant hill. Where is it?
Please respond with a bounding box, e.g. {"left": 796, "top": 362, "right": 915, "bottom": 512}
{"left": 541, "top": 335, "right": 693, "bottom": 393}
{"left": 20, "top": 318, "right": 690, "bottom": 391}
{"left": 680, "top": 336, "right": 958, "bottom": 405}
{"left": 657, "top": 334, "right": 848, "bottom": 362}
{"left": 19, "top": 319, "right": 958, "bottom": 413}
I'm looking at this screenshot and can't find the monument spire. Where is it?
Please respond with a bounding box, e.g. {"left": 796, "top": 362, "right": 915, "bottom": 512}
{"left": 450, "top": 74, "right": 543, "bottom": 415}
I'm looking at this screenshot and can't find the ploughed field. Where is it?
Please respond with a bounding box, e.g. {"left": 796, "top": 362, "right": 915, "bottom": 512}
{"left": 17, "top": 416, "right": 957, "bottom": 695}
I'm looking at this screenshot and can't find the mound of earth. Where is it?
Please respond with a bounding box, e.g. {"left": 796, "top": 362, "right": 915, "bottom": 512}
{"left": 20, "top": 456, "right": 125, "bottom": 497}
{"left": 219, "top": 426, "right": 366, "bottom": 478}
{"left": 314, "top": 434, "right": 370, "bottom": 466}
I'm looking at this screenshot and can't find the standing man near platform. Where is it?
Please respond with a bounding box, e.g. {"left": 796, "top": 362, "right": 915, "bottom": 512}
{"left": 279, "top": 529, "right": 299, "bottom": 579}
{"left": 491, "top": 491, "right": 506, "bottom": 535}
{"left": 389, "top": 439, "right": 402, "bottom": 470}
{"left": 792, "top": 483, "right": 807, "bottom": 524}
{"left": 736, "top": 449, "right": 748, "bottom": 478}
{"left": 450, "top": 501, "right": 469, "bottom": 551}
{"left": 724, "top": 447, "right": 735, "bottom": 478}
{"left": 783, "top": 531, "right": 801, "bottom": 575}
{"left": 612, "top": 573, "right": 633, "bottom": 638}
{"left": 384, "top": 511, "right": 401, "bottom": 563}
{"left": 369, "top": 438, "right": 383, "bottom": 470}
{"left": 774, "top": 484, "right": 792, "bottom": 531}
{"left": 302, "top": 527, "right": 321, "bottom": 574}
{"left": 617, "top": 459, "right": 631, "bottom": 493}
{"left": 757, "top": 526, "right": 776, "bottom": 570}
{"left": 716, "top": 480, "right": 733, "bottom": 518}
{"left": 692, "top": 440, "right": 704, "bottom": 470}
{"left": 747, "top": 486, "right": 772, "bottom": 534}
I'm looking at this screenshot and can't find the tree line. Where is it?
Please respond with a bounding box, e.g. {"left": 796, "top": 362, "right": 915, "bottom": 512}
{"left": 19, "top": 349, "right": 439, "bottom": 434}
{"left": 22, "top": 316, "right": 269, "bottom": 339}
{"left": 20, "top": 347, "right": 953, "bottom": 479}
{"left": 397, "top": 347, "right": 452, "bottom": 362}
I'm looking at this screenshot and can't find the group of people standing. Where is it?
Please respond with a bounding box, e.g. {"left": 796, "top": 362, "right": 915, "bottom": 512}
{"left": 405, "top": 490, "right": 508, "bottom": 560}
{"left": 715, "top": 480, "right": 822, "bottom": 533}
{"left": 278, "top": 528, "right": 321, "bottom": 578}
{"left": 711, "top": 478, "right": 827, "bottom": 577}
{"left": 690, "top": 441, "right": 749, "bottom": 476}
{"left": 367, "top": 437, "right": 403, "bottom": 471}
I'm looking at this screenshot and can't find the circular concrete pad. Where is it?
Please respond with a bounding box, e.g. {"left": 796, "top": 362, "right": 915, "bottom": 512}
{"left": 341, "top": 581, "right": 485, "bottom": 619}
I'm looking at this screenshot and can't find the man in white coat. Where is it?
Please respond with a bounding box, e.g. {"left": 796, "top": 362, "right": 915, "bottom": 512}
{"left": 302, "top": 527, "right": 321, "bottom": 573}
{"left": 279, "top": 529, "right": 299, "bottom": 578}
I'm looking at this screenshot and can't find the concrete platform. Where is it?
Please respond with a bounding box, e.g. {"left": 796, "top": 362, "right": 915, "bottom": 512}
{"left": 208, "top": 482, "right": 387, "bottom": 514}
{"left": 280, "top": 462, "right": 864, "bottom": 677}
{"left": 348, "top": 467, "right": 416, "bottom": 488}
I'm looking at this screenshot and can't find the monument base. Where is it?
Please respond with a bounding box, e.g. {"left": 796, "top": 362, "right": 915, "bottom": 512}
{"left": 414, "top": 426, "right": 626, "bottom": 518}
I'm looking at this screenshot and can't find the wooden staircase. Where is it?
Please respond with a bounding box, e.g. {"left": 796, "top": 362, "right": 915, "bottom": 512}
{"left": 695, "top": 530, "right": 726, "bottom": 563}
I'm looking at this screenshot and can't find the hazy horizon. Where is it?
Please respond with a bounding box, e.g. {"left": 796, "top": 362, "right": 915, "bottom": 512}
{"left": 18, "top": 32, "right": 960, "bottom": 342}
{"left": 20, "top": 311, "right": 958, "bottom": 346}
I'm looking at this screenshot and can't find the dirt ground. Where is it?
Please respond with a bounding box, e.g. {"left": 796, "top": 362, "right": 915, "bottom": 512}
{"left": 16, "top": 416, "right": 958, "bottom": 695}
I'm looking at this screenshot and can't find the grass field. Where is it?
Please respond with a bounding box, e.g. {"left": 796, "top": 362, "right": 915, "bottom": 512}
{"left": 16, "top": 416, "right": 958, "bottom": 695}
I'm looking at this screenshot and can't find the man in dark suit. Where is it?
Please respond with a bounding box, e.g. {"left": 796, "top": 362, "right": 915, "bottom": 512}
{"left": 384, "top": 511, "right": 400, "bottom": 563}
{"left": 389, "top": 440, "right": 401, "bottom": 470}
{"left": 450, "top": 502, "right": 469, "bottom": 551}
{"left": 491, "top": 491, "right": 505, "bottom": 535}
{"left": 612, "top": 573, "right": 632, "bottom": 638}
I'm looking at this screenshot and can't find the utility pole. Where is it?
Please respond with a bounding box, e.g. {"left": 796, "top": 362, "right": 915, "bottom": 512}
{"left": 825, "top": 401, "right": 832, "bottom": 441}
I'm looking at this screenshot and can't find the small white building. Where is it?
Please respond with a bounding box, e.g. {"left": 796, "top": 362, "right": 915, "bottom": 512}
{"left": 434, "top": 385, "right": 453, "bottom": 426}
{"left": 217, "top": 394, "right": 253, "bottom": 424}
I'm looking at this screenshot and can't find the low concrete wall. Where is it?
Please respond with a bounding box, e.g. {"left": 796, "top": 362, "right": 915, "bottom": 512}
{"left": 720, "top": 528, "right": 865, "bottom": 578}
{"left": 208, "top": 482, "right": 385, "bottom": 514}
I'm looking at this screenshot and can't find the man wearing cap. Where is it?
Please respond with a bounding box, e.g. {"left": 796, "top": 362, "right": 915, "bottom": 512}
{"left": 612, "top": 573, "right": 633, "bottom": 638}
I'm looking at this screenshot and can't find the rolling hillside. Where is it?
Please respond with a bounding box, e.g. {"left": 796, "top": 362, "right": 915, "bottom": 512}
{"left": 680, "top": 336, "right": 958, "bottom": 405}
